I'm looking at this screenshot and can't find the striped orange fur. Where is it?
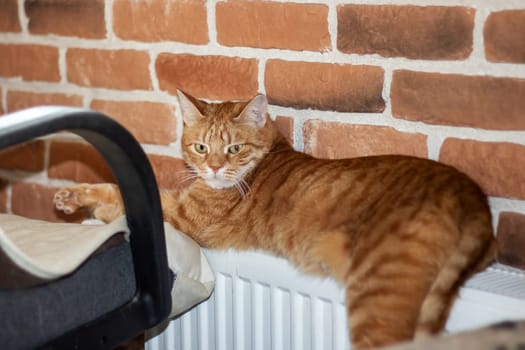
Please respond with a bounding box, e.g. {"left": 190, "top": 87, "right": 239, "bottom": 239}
{"left": 54, "top": 91, "right": 497, "bottom": 349}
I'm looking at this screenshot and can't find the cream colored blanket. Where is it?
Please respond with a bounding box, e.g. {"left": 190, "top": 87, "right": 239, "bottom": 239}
{"left": 0, "top": 213, "right": 214, "bottom": 318}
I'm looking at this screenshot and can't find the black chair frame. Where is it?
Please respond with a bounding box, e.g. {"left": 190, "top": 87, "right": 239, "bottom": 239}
{"left": 0, "top": 107, "right": 171, "bottom": 349}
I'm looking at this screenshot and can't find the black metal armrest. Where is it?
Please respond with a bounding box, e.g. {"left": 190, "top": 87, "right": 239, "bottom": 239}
{"left": 0, "top": 106, "right": 171, "bottom": 349}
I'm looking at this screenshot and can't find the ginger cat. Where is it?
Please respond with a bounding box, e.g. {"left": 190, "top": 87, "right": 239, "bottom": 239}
{"left": 54, "top": 91, "right": 497, "bottom": 349}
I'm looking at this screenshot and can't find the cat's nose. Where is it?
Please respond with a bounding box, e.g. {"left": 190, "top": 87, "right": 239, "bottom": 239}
{"left": 209, "top": 165, "right": 221, "bottom": 173}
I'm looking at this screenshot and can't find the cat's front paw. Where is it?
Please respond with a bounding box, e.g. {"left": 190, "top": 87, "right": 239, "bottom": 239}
{"left": 53, "top": 184, "right": 99, "bottom": 215}
{"left": 54, "top": 183, "right": 123, "bottom": 222}
{"left": 54, "top": 187, "right": 83, "bottom": 215}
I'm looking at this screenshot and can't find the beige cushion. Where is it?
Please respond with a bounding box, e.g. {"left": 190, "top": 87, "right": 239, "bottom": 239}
{"left": 0, "top": 213, "right": 214, "bottom": 317}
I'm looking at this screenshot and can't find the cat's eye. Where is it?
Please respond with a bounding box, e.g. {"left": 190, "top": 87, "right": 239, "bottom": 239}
{"left": 194, "top": 143, "right": 208, "bottom": 154}
{"left": 227, "top": 145, "right": 243, "bottom": 154}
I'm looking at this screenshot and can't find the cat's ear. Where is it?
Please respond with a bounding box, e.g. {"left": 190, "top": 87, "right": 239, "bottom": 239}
{"left": 177, "top": 89, "right": 205, "bottom": 126}
{"left": 234, "top": 94, "right": 268, "bottom": 128}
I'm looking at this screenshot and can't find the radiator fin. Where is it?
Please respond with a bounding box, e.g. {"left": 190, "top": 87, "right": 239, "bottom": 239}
{"left": 151, "top": 270, "right": 349, "bottom": 350}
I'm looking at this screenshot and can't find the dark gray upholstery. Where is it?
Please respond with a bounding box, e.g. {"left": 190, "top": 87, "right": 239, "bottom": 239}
{"left": 0, "top": 243, "right": 135, "bottom": 350}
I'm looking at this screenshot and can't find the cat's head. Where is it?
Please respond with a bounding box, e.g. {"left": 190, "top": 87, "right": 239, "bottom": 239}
{"left": 177, "top": 90, "right": 276, "bottom": 192}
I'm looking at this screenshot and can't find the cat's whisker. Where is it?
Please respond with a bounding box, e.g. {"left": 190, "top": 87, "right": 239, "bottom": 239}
{"left": 221, "top": 170, "right": 251, "bottom": 199}
{"left": 177, "top": 170, "right": 197, "bottom": 177}
{"left": 233, "top": 181, "right": 247, "bottom": 199}
{"left": 176, "top": 171, "right": 201, "bottom": 184}
{"left": 179, "top": 174, "right": 199, "bottom": 182}
{"left": 176, "top": 169, "right": 198, "bottom": 178}
{"left": 237, "top": 178, "right": 251, "bottom": 198}
{"left": 175, "top": 168, "right": 198, "bottom": 176}
{"left": 176, "top": 168, "right": 197, "bottom": 175}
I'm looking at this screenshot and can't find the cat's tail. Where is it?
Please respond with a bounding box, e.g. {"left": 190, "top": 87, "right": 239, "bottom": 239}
{"left": 414, "top": 211, "right": 498, "bottom": 338}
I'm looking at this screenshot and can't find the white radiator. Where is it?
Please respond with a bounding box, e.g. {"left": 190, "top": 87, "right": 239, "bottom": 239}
{"left": 147, "top": 250, "right": 525, "bottom": 350}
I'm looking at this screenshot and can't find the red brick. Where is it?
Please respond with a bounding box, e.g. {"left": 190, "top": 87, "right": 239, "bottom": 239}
{"left": 337, "top": 5, "right": 474, "bottom": 60}
{"left": 155, "top": 53, "right": 258, "bottom": 100}
{"left": 484, "top": 10, "right": 525, "bottom": 64}
{"left": 275, "top": 116, "right": 294, "bottom": 145}
{"left": 304, "top": 121, "right": 427, "bottom": 159}
{"left": 7, "top": 91, "right": 83, "bottom": 112}
{"left": 265, "top": 60, "right": 384, "bottom": 112}
{"left": 391, "top": 70, "right": 525, "bottom": 130}
{"left": 439, "top": 139, "right": 525, "bottom": 200}
{"left": 0, "top": 0, "right": 21, "bottom": 32}
{"left": 0, "top": 141, "right": 45, "bottom": 172}
{"left": 147, "top": 155, "right": 188, "bottom": 190}
{"left": 67, "top": 49, "right": 152, "bottom": 90}
{"left": 11, "top": 181, "right": 87, "bottom": 222}
{"left": 25, "top": 0, "right": 106, "bottom": 39}
{"left": 90, "top": 100, "right": 177, "bottom": 145}
{"left": 217, "top": 1, "right": 330, "bottom": 52}
{"left": 497, "top": 212, "right": 525, "bottom": 269}
{"left": 0, "top": 44, "right": 60, "bottom": 82}
{"left": 113, "top": 0, "right": 208, "bottom": 44}
{"left": 0, "top": 179, "right": 7, "bottom": 213}
{"left": 48, "top": 141, "right": 114, "bottom": 183}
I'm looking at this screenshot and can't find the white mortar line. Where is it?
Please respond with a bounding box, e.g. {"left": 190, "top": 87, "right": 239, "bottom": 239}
{"left": 262, "top": 0, "right": 525, "bottom": 8}
{"left": 471, "top": 3, "right": 489, "bottom": 64}
{"left": 5, "top": 182, "right": 12, "bottom": 214}
{"left": 41, "top": 139, "right": 51, "bottom": 182}
{"left": 327, "top": 2, "right": 338, "bottom": 53}
{"left": 294, "top": 115, "right": 308, "bottom": 153}
{"left": 269, "top": 105, "right": 311, "bottom": 152}
{"left": 58, "top": 47, "right": 67, "bottom": 84}
{"left": 426, "top": 134, "right": 446, "bottom": 161}
{"left": 16, "top": 0, "right": 28, "bottom": 35}
{"left": 171, "top": 93, "right": 184, "bottom": 159}
{"left": 258, "top": 59, "right": 267, "bottom": 95}
{"left": 0, "top": 168, "right": 48, "bottom": 184}
{"left": 2, "top": 32, "right": 524, "bottom": 79}
{"left": 489, "top": 197, "right": 525, "bottom": 214}
{"left": 149, "top": 51, "right": 161, "bottom": 92}
{"left": 104, "top": 0, "right": 114, "bottom": 42}
{"left": 0, "top": 79, "right": 178, "bottom": 103}
{"left": 83, "top": 93, "right": 93, "bottom": 109}
{"left": 0, "top": 168, "right": 79, "bottom": 188}
{"left": 381, "top": 66, "right": 393, "bottom": 120}
{"left": 1, "top": 86, "right": 7, "bottom": 113}
{"left": 207, "top": 0, "right": 218, "bottom": 45}
{"left": 143, "top": 144, "right": 182, "bottom": 158}
{"left": 268, "top": 105, "right": 525, "bottom": 145}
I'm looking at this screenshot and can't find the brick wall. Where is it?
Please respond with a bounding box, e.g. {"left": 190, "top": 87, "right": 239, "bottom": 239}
{"left": 0, "top": 0, "right": 524, "bottom": 269}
